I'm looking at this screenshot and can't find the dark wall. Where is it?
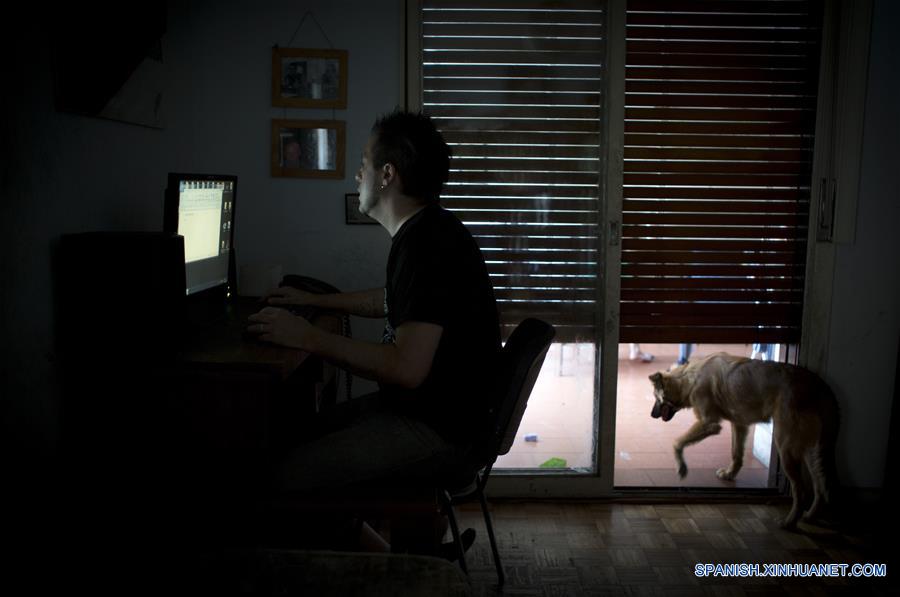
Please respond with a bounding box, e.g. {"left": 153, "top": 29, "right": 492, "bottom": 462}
{"left": 823, "top": 0, "right": 900, "bottom": 488}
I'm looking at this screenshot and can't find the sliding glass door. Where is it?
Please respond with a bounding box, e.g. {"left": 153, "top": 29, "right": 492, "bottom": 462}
{"left": 415, "top": 0, "right": 607, "bottom": 473}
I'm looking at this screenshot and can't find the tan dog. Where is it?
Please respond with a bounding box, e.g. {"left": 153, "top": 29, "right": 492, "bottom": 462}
{"left": 649, "top": 353, "right": 839, "bottom": 529}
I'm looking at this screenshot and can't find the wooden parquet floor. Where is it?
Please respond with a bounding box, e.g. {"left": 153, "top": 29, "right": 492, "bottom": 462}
{"left": 453, "top": 501, "right": 894, "bottom": 596}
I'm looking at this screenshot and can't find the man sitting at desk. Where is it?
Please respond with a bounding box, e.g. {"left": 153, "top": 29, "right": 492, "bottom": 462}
{"left": 248, "top": 110, "right": 500, "bottom": 503}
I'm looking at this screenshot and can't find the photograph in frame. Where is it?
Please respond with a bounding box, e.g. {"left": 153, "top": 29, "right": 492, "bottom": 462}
{"left": 272, "top": 48, "right": 348, "bottom": 109}
{"left": 271, "top": 119, "right": 345, "bottom": 179}
{"left": 345, "top": 193, "right": 378, "bottom": 225}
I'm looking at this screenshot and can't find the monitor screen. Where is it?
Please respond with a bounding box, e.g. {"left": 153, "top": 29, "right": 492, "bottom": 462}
{"left": 164, "top": 173, "right": 236, "bottom": 296}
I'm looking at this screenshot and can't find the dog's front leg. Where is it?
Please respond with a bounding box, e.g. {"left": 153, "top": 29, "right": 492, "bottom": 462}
{"left": 716, "top": 423, "right": 749, "bottom": 481}
{"left": 673, "top": 420, "right": 722, "bottom": 478}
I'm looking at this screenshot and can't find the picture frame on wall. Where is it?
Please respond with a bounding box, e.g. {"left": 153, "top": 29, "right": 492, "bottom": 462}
{"left": 271, "top": 119, "right": 345, "bottom": 179}
{"left": 272, "top": 47, "right": 348, "bottom": 109}
{"left": 345, "top": 193, "right": 378, "bottom": 225}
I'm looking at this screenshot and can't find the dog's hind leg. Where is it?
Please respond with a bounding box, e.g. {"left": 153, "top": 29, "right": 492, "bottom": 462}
{"left": 802, "top": 444, "right": 830, "bottom": 522}
{"left": 716, "top": 423, "right": 748, "bottom": 481}
{"left": 673, "top": 420, "right": 722, "bottom": 479}
{"left": 805, "top": 388, "right": 840, "bottom": 525}
{"left": 778, "top": 446, "right": 806, "bottom": 530}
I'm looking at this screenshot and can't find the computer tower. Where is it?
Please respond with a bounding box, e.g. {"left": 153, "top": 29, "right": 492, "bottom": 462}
{"left": 54, "top": 231, "right": 186, "bottom": 566}
{"left": 57, "top": 231, "right": 186, "bottom": 360}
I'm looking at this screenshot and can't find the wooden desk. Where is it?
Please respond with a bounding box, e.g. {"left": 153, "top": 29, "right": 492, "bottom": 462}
{"left": 177, "top": 298, "right": 316, "bottom": 380}
{"left": 158, "top": 298, "right": 342, "bottom": 487}
{"left": 56, "top": 298, "right": 344, "bottom": 551}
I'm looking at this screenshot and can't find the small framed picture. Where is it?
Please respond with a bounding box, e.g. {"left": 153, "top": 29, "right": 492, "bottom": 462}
{"left": 272, "top": 119, "right": 345, "bottom": 179}
{"left": 272, "top": 47, "right": 348, "bottom": 109}
{"left": 345, "top": 193, "right": 378, "bottom": 225}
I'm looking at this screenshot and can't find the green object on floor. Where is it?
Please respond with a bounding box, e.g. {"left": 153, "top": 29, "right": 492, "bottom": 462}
{"left": 539, "top": 457, "right": 567, "bottom": 468}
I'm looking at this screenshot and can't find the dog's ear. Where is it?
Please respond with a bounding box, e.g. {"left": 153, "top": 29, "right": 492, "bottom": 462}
{"left": 649, "top": 372, "right": 664, "bottom": 388}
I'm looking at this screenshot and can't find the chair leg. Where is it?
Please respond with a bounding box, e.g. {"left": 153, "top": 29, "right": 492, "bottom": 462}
{"left": 476, "top": 487, "right": 504, "bottom": 586}
{"left": 440, "top": 490, "right": 468, "bottom": 574}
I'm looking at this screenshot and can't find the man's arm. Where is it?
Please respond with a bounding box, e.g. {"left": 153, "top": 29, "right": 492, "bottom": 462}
{"left": 247, "top": 307, "right": 441, "bottom": 389}
{"left": 267, "top": 287, "right": 385, "bottom": 318}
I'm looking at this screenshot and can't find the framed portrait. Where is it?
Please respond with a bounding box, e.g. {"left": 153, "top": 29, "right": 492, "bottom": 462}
{"left": 272, "top": 47, "right": 348, "bottom": 109}
{"left": 271, "top": 119, "right": 345, "bottom": 179}
{"left": 345, "top": 193, "right": 378, "bottom": 225}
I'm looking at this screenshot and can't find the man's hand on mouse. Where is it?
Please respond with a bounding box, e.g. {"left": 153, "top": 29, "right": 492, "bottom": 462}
{"left": 247, "top": 306, "right": 316, "bottom": 349}
{"left": 264, "top": 285, "right": 315, "bottom": 307}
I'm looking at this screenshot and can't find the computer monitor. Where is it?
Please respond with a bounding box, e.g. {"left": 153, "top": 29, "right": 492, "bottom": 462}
{"left": 163, "top": 172, "right": 237, "bottom": 297}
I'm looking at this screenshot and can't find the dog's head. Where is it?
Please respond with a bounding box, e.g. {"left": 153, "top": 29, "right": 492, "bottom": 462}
{"left": 648, "top": 371, "right": 683, "bottom": 422}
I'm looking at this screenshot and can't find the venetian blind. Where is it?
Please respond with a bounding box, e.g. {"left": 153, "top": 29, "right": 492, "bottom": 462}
{"left": 421, "top": 0, "right": 605, "bottom": 342}
{"left": 619, "top": 0, "right": 823, "bottom": 344}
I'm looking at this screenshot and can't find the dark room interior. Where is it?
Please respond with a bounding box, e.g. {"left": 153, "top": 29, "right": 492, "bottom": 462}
{"left": 3, "top": 1, "right": 898, "bottom": 595}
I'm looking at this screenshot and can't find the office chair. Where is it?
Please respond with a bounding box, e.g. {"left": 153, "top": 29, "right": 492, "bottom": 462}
{"left": 436, "top": 317, "right": 555, "bottom": 585}
{"left": 255, "top": 318, "right": 555, "bottom": 586}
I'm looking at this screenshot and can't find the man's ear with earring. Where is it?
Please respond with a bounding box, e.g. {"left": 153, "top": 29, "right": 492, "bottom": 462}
{"left": 381, "top": 163, "right": 396, "bottom": 191}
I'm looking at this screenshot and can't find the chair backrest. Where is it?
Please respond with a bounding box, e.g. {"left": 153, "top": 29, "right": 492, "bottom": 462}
{"left": 481, "top": 319, "right": 555, "bottom": 460}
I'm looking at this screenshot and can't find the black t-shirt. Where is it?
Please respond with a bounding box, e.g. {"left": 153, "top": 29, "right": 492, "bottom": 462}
{"left": 380, "top": 203, "right": 501, "bottom": 443}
